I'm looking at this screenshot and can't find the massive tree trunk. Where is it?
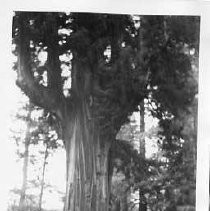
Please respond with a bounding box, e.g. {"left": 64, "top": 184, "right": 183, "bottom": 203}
{"left": 63, "top": 100, "right": 112, "bottom": 211}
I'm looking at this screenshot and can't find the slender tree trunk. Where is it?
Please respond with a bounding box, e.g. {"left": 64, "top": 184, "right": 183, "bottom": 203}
{"left": 139, "top": 100, "right": 147, "bottom": 211}
{"left": 19, "top": 104, "right": 33, "bottom": 211}
{"left": 38, "top": 144, "right": 49, "bottom": 211}
{"left": 139, "top": 101, "right": 145, "bottom": 158}
{"left": 193, "top": 99, "right": 198, "bottom": 182}
{"left": 63, "top": 100, "right": 112, "bottom": 211}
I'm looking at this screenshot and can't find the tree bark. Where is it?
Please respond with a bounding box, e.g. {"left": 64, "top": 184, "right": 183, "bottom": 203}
{"left": 121, "top": 193, "right": 128, "bottom": 211}
{"left": 63, "top": 100, "right": 111, "bottom": 211}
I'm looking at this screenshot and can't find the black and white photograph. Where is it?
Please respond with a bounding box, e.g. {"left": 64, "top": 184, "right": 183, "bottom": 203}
{"left": 0, "top": 1, "right": 209, "bottom": 211}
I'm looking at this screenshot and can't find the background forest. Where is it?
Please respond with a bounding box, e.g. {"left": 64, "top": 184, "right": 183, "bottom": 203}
{"left": 8, "top": 12, "right": 199, "bottom": 211}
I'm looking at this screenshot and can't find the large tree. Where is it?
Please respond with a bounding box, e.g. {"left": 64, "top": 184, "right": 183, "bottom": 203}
{"left": 12, "top": 12, "right": 199, "bottom": 211}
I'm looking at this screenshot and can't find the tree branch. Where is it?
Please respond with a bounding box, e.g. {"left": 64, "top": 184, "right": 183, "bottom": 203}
{"left": 45, "top": 13, "right": 62, "bottom": 92}
{"left": 16, "top": 13, "right": 63, "bottom": 119}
